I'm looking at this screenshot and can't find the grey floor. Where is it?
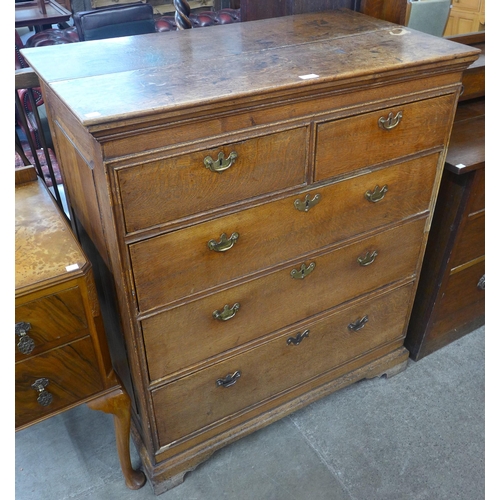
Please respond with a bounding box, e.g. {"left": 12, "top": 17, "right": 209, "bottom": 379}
{"left": 15, "top": 326, "right": 485, "bottom": 500}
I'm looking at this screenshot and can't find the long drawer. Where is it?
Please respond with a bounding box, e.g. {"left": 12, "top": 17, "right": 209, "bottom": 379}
{"left": 130, "top": 153, "right": 439, "bottom": 311}
{"left": 15, "top": 286, "right": 89, "bottom": 363}
{"left": 314, "top": 93, "right": 455, "bottom": 180}
{"left": 117, "top": 127, "right": 308, "bottom": 233}
{"left": 151, "top": 283, "right": 414, "bottom": 448}
{"left": 142, "top": 217, "right": 426, "bottom": 383}
{"left": 15, "top": 337, "right": 104, "bottom": 427}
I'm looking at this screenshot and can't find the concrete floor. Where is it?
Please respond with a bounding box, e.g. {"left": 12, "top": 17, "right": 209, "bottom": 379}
{"left": 15, "top": 326, "right": 485, "bottom": 500}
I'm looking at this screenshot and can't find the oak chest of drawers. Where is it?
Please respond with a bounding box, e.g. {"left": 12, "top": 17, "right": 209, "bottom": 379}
{"left": 22, "top": 9, "right": 479, "bottom": 494}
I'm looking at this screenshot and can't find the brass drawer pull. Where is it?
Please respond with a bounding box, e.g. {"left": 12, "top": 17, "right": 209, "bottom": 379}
{"left": 294, "top": 193, "right": 321, "bottom": 212}
{"left": 216, "top": 370, "right": 241, "bottom": 388}
{"left": 477, "top": 274, "right": 485, "bottom": 291}
{"left": 208, "top": 232, "right": 239, "bottom": 252}
{"left": 15, "top": 321, "right": 35, "bottom": 355}
{"left": 31, "top": 378, "right": 53, "bottom": 407}
{"left": 204, "top": 151, "right": 238, "bottom": 173}
{"left": 348, "top": 315, "right": 369, "bottom": 332}
{"left": 291, "top": 262, "right": 316, "bottom": 280}
{"left": 287, "top": 329, "right": 310, "bottom": 346}
{"left": 365, "top": 184, "right": 388, "bottom": 203}
{"left": 378, "top": 111, "right": 403, "bottom": 130}
{"left": 357, "top": 250, "right": 378, "bottom": 266}
{"left": 213, "top": 303, "right": 240, "bottom": 321}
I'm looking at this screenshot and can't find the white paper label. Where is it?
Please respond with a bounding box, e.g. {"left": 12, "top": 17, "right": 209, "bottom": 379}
{"left": 299, "top": 74, "right": 319, "bottom": 80}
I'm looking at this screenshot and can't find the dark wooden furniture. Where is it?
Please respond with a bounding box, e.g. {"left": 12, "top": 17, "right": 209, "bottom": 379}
{"left": 15, "top": 0, "right": 71, "bottom": 30}
{"left": 15, "top": 166, "right": 146, "bottom": 491}
{"left": 240, "top": 0, "right": 354, "bottom": 21}
{"left": 239, "top": 0, "right": 408, "bottom": 24}
{"left": 22, "top": 10, "right": 478, "bottom": 494}
{"left": 405, "top": 35, "right": 485, "bottom": 360}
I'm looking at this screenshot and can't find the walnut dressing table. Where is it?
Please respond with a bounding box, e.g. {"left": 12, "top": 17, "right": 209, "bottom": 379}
{"left": 15, "top": 166, "right": 145, "bottom": 490}
{"left": 22, "top": 10, "right": 479, "bottom": 494}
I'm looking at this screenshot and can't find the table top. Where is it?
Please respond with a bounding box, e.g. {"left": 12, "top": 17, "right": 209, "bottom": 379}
{"left": 15, "top": 177, "right": 87, "bottom": 293}
{"left": 22, "top": 9, "right": 480, "bottom": 129}
{"left": 15, "top": 0, "right": 71, "bottom": 28}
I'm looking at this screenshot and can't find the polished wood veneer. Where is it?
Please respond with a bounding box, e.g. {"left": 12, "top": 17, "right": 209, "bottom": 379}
{"left": 22, "top": 10, "right": 479, "bottom": 494}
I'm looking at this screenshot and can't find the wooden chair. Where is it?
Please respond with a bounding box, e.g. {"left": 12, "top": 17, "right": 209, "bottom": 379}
{"left": 406, "top": 0, "right": 452, "bottom": 37}
{"left": 73, "top": 2, "right": 156, "bottom": 41}
{"left": 15, "top": 66, "right": 65, "bottom": 214}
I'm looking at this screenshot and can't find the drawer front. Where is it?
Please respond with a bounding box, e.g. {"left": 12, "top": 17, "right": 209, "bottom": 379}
{"left": 15, "top": 286, "right": 89, "bottom": 362}
{"left": 117, "top": 127, "right": 308, "bottom": 233}
{"left": 15, "top": 337, "right": 103, "bottom": 428}
{"left": 315, "top": 94, "right": 455, "bottom": 181}
{"left": 450, "top": 211, "right": 484, "bottom": 269}
{"left": 152, "top": 283, "right": 413, "bottom": 447}
{"left": 143, "top": 217, "right": 426, "bottom": 382}
{"left": 131, "top": 154, "right": 438, "bottom": 311}
{"left": 428, "top": 259, "right": 485, "bottom": 342}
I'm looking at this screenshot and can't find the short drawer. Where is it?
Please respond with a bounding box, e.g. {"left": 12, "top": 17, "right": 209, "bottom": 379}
{"left": 15, "top": 337, "right": 104, "bottom": 428}
{"left": 450, "top": 211, "right": 484, "bottom": 269}
{"left": 151, "top": 283, "right": 413, "bottom": 447}
{"left": 15, "top": 286, "right": 89, "bottom": 362}
{"left": 142, "top": 217, "right": 426, "bottom": 382}
{"left": 314, "top": 93, "right": 456, "bottom": 181}
{"left": 117, "top": 127, "right": 308, "bottom": 233}
{"left": 130, "top": 154, "right": 439, "bottom": 311}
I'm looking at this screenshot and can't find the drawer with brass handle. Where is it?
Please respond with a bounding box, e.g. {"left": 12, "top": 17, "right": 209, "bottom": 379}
{"left": 314, "top": 93, "right": 456, "bottom": 180}
{"left": 15, "top": 337, "right": 104, "bottom": 428}
{"left": 15, "top": 286, "right": 90, "bottom": 362}
{"left": 116, "top": 127, "right": 308, "bottom": 234}
{"left": 142, "top": 217, "right": 426, "bottom": 383}
{"left": 130, "top": 154, "right": 439, "bottom": 311}
{"left": 151, "top": 283, "right": 414, "bottom": 448}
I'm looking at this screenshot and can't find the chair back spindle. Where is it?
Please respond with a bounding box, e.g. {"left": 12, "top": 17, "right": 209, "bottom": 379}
{"left": 174, "top": 0, "right": 192, "bottom": 29}
{"left": 15, "top": 66, "right": 66, "bottom": 215}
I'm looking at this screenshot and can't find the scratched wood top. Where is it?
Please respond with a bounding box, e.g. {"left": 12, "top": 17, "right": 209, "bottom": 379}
{"left": 22, "top": 9, "right": 479, "bottom": 128}
{"left": 15, "top": 179, "right": 87, "bottom": 293}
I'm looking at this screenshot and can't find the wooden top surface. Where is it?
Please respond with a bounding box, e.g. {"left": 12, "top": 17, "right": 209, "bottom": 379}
{"left": 15, "top": 0, "right": 71, "bottom": 27}
{"left": 445, "top": 98, "right": 485, "bottom": 175}
{"left": 15, "top": 178, "right": 87, "bottom": 293}
{"left": 21, "top": 9, "right": 479, "bottom": 128}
